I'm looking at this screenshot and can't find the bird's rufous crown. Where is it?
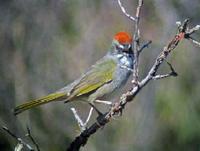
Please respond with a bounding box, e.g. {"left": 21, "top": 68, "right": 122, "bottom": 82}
{"left": 114, "top": 32, "right": 132, "bottom": 44}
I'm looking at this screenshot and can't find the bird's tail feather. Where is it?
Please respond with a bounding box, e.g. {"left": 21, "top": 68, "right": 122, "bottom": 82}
{"left": 14, "top": 92, "right": 66, "bottom": 115}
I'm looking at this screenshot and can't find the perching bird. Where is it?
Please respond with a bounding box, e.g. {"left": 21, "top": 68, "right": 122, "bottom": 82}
{"left": 14, "top": 32, "right": 134, "bottom": 115}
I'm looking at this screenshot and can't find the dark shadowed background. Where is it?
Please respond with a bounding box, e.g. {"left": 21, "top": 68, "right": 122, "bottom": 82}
{"left": 0, "top": 0, "right": 200, "bottom": 151}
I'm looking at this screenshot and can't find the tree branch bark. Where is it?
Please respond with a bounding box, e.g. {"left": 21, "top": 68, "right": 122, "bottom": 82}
{"left": 66, "top": 2, "right": 200, "bottom": 151}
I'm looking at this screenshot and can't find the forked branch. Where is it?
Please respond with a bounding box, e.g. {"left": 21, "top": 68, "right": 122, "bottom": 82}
{"left": 66, "top": 1, "right": 200, "bottom": 150}
{"left": 2, "top": 126, "right": 36, "bottom": 151}
{"left": 132, "top": 0, "right": 143, "bottom": 84}
{"left": 67, "top": 0, "right": 199, "bottom": 151}
{"left": 117, "top": 0, "right": 136, "bottom": 22}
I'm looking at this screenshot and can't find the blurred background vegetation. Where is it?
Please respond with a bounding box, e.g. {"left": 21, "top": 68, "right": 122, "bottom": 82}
{"left": 0, "top": 0, "right": 200, "bottom": 150}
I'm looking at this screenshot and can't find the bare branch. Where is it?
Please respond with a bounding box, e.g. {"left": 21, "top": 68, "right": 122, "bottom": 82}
{"left": 181, "top": 24, "right": 200, "bottom": 47}
{"left": 152, "top": 74, "right": 172, "bottom": 80}
{"left": 152, "top": 72, "right": 177, "bottom": 80}
{"left": 188, "top": 37, "right": 200, "bottom": 47}
{"left": 2, "top": 126, "right": 34, "bottom": 151}
{"left": 26, "top": 126, "right": 40, "bottom": 151}
{"left": 138, "top": 40, "right": 152, "bottom": 54}
{"left": 117, "top": 0, "right": 136, "bottom": 22}
{"left": 166, "top": 61, "right": 178, "bottom": 76}
{"left": 66, "top": 19, "right": 195, "bottom": 151}
{"left": 176, "top": 21, "right": 182, "bottom": 28}
{"left": 14, "top": 143, "right": 23, "bottom": 151}
{"left": 152, "top": 61, "right": 178, "bottom": 80}
{"left": 132, "top": 0, "right": 143, "bottom": 84}
{"left": 186, "top": 25, "right": 200, "bottom": 35}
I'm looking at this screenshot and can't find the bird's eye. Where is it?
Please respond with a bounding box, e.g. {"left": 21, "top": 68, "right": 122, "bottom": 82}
{"left": 127, "top": 44, "right": 131, "bottom": 49}
{"left": 122, "top": 44, "right": 131, "bottom": 51}
{"left": 116, "top": 43, "right": 132, "bottom": 54}
{"left": 118, "top": 44, "right": 125, "bottom": 49}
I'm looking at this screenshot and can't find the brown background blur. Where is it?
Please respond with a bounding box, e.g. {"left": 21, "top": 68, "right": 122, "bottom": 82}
{"left": 0, "top": 0, "right": 200, "bottom": 150}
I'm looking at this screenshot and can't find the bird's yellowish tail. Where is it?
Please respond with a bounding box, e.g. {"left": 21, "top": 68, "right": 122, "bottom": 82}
{"left": 14, "top": 92, "right": 66, "bottom": 115}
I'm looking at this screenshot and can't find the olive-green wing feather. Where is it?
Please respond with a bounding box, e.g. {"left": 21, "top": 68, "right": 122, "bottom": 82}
{"left": 68, "top": 58, "right": 116, "bottom": 99}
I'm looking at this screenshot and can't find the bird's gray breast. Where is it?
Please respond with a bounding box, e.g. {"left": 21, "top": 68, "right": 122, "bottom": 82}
{"left": 98, "top": 53, "right": 133, "bottom": 100}
{"left": 114, "top": 53, "right": 133, "bottom": 87}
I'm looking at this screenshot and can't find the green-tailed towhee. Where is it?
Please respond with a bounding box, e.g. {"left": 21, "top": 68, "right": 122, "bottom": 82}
{"left": 14, "top": 32, "right": 134, "bottom": 115}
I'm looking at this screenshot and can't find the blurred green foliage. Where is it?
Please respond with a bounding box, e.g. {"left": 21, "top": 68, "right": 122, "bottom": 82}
{"left": 0, "top": 0, "right": 200, "bottom": 151}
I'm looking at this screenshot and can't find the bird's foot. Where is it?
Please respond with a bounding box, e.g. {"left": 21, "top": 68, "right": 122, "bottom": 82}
{"left": 110, "top": 102, "right": 124, "bottom": 117}
{"left": 96, "top": 112, "right": 108, "bottom": 129}
{"left": 94, "top": 100, "right": 112, "bottom": 107}
{"left": 132, "top": 79, "right": 139, "bottom": 86}
{"left": 83, "top": 107, "right": 94, "bottom": 127}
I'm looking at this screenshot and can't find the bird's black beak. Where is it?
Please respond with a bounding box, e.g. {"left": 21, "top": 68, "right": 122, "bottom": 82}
{"left": 129, "top": 46, "right": 133, "bottom": 54}
{"left": 122, "top": 46, "right": 133, "bottom": 54}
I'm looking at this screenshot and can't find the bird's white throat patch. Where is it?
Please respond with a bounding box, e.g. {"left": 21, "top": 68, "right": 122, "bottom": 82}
{"left": 117, "top": 54, "right": 132, "bottom": 67}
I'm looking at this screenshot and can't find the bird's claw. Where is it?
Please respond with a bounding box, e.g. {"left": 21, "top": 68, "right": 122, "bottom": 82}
{"left": 96, "top": 112, "right": 107, "bottom": 128}
{"left": 132, "top": 79, "right": 139, "bottom": 86}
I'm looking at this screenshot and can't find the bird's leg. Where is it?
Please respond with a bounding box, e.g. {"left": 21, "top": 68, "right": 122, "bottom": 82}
{"left": 89, "top": 103, "right": 103, "bottom": 116}
{"left": 94, "top": 100, "right": 112, "bottom": 106}
{"left": 89, "top": 103, "right": 108, "bottom": 128}
{"left": 83, "top": 107, "right": 94, "bottom": 126}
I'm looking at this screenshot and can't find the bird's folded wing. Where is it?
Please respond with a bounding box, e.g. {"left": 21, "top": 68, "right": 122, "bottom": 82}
{"left": 68, "top": 58, "right": 116, "bottom": 99}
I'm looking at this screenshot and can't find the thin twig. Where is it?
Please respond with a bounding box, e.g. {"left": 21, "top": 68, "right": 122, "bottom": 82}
{"left": 132, "top": 0, "right": 143, "bottom": 84}
{"left": 2, "top": 126, "right": 34, "bottom": 151}
{"left": 66, "top": 19, "right": 196, "bottom": 151}
{"left": 138, "top": 40, "right": 152, "bottom": 54}
{"left": 152, "top": 61, "right": 178, "bottom": 80}
{"left": 14, "top": 143, "right": 23, "bottom": 151}
{"left": 188, "top": 37, "right": 200, "bottom": 47}
{"left": 182, "top": 24, "right": 200, "bottom": 47}
{"left": 117, "top": 0, "right": 136, "bottom": 22}
{"left": 186, "top": 25, "right": 200, "bottom": 35}
{"left": 152, "top": 72, "right": 177, "bottom": 80}
{"left": 166, "top": 61, "right": 178, "bottom": 76}
{"left": 26, "top": 126, "right": 40, "bottom": 151}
